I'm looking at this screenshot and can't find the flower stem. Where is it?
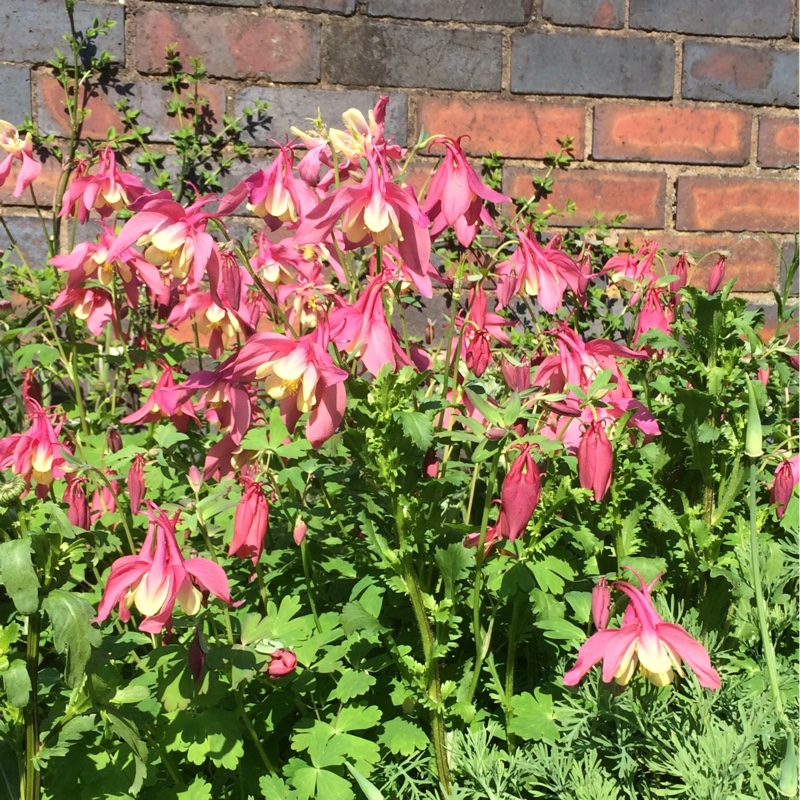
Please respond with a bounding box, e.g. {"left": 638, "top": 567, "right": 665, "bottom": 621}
{"left": 23, "top": 612, "right": 41, "bottom": 800}
{"left": 748, "top": 460, "right": 783, "bottom": 716}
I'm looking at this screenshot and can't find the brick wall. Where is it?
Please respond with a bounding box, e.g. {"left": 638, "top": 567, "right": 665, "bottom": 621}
{"left": 1, "top": 0, "right": 798, "bottom": 303}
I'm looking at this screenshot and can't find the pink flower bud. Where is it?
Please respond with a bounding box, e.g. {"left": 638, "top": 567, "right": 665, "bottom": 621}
{"left": 757, "top": 366, "right": 769, "bottom": 387}
{"left": 671, "top": 253, "right": 689, "bottom": 291}
{"left": 293, "top": 517, "right": 308, "bottom": 546}
{"left": 266, "top": 649, "right": 297, "bottom": 678}
{"left": 423, "top": 448, "right": 439, "bottom": 479}
{"left": 707, "top": 256, "right": 726, "bottom": 294}
{"left": 592, "top": 577, "right": 611, "bottom": 630}
{"left": 188, "top": 627, "right": 207, "bottom": 684}
{"left": 127, "top": 454, "right": 146, "bottom": 516}
{"left": 188, "top": 465, "right": 203, "bottom": 494}
{"left": 106, "top": 426, "right": 123, "bottom": 454}
{"left": 771, "top": 456, "right": 799, "bottom": 519}
{"left": 497, "top": 444, "right": 541, "bottom": 541}
{"left": 20, "top": 368, "right": 42, "bottom": 415}
{"left": 230, "top": 479, "right": 269, "bottom": 565}
{"left": 63, "top": 477, "right": 89, "bottom": 529}
{"left": 578, "top": 420, "right": 613, "bottom": 502}
{"left": 465, "top": 331, "right": 491, "bottom": 377}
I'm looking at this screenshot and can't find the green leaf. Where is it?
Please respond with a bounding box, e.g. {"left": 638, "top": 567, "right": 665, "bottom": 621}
{"left": 0, "top": 539, "right": 40, "bottom": 614}
{"left": 259, "top": 773, "right": 294, "bottom": 800}
{"left": 340, "top": 602, "right": 387, "bottom": 637}
{"left": 329, "top": 670, "right": 376, "bottom": 702}
{"left": 332, "top": 705, "right": 382, "bottom": 734}
{"left": 43, "top": 590, "right": 102, "bottom": 687}
{"left": 103, "top": 709, "right": 148, "bottom": 795}
{"left": 509, "top": 690, "right": 560, "bottom": 743}
{"left": 534, "top": 618, "right": 584, "bottom": 641}
{"left": 435, "top": 544, "right": 471, "bottom": 599}
{"left": 378, "top": 718, "right": 428, "bottom": 756}
{"left": 316, "top": 768, "right": 354, "bottom": 800}
{"left": 3, "top": 659, "right": 31, "bottom": 707}
{"left": 178, "top": 777, "right": 213, "bottom": 800}
{"left": 393, "top": 411, "right": 433, "bottom": 451}
{"left": 344, "top": 762, "right": 384, "bottom": 800}
{"left": 528, "top": 556, "right": 574, "bottom": 595}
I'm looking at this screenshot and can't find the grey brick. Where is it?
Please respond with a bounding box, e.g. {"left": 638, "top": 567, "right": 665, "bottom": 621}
{"left": 267, "top": 0, "right": 357, "bottom": 12}
{"left": 683, "top": 42, "right": 799, "bottom": 107}
{"left": 512, "top": 33, "right": 674, "bottom": 98}
{"left": 0, "top": 0, "right": 124, "bottom": 64}
{"left": 0, "top": 65, "right": 31, "bottom": 122}
{"left": 542, "top": 0, "right": 625, "bottom": 29}
{"left": 234, "top": 88, "right": 408, "bottom": 146}
{"left": 325, "top": 21, "right": 502, "bottom": 91}
{"left": 367, "top": 0, "right": 531, "bottom": 24}
{"left": 631, "top": 0, "right": 793, "bottom": 38}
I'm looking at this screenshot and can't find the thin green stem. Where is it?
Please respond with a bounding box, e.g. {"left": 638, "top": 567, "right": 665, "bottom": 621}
{"left": 504, "top": 594, "right": 523, "bottom": 751}
{"left": 748, "top": 460, "right": 784, "bottom": 716}
{"left": 235, "top": 689, "right": 277, "bottom": 776}
{"left": 23, "top": 612, "right": 41, "bottom": 800}
{"left": 299, "top": 539, "right": 322, "bottom": 633}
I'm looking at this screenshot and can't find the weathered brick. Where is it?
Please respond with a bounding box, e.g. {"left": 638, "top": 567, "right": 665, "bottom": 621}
{"left": 0, "top": 65, "right": 31, "bottom": 122}
{"left": 0, "top": 216, "right": 52, "bottom": 270}
{"left": 167, "top": 0, "right": 259, "bottom": 5}
{"left": 234, "top": 88, "right": 408, "bottom": 145}
{"left": 629, "top": 232, "right": 781, "bottom": 292}
{"left": 417, "top": 96, "right": 585, "bottom": 158}
{"left": 267, "top": 0, "right": 356, "bottom": 13}
{"left": 542, "top": 0, "right": 625, "bottom": 29}
{"left": 37, "top": 75, "right": 226, "bottom": 142}
{"left": 676, "top": 176, "right": 799, "bottom": 233}
{"left": 630, "top": 0, "right": 793, "bottom": 38}
{"left": 136, "top": 8, "right": 320, "bottom": 82}
{"left": 325, "top": 21, "right": 502, "bottom": 91}
{"left": 0, "top": 155, "right": 62, "bottom": 207}
{"left": 512, "top": 33, "right": 674, "bottom": 98}
{"left": 366, "top": 0, "right": 530, "bottom": 24}
{"left": 683, "top": 42, "right": 799, "bottom": 107}
{"left": 757, "top": 114, "right": 799, "bottom": 168}
{"left": 593, "top": 104, "right": 751, "bottom": 165}
{"left": 0, "top": 0, "right": 124, "bottom": 64}
{"left": 504, "top": 168, "right": 666, "bottom": 227}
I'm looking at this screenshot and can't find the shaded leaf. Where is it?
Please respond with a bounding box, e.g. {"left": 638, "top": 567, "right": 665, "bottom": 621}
{"left": 0, "top": 539, "right": 40, "bottom": 615}
{"left": 43, "top": 589, "right": 102, "bottom": 687}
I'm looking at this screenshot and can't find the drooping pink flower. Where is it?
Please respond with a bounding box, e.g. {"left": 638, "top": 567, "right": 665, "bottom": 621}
{"left": 0, "top": 120, "right": 42, "bottom": 197}
{"left": 634, "top": 283, "right": 674, "bottom": 346}
{"left": 771, "top": 456, "right": 799, "bottom": 519}
{"left": 456, "top": 284, "right": 514, "bottom": 378}
{"left": 0, "top": 401, "right": 69, "bottom": 498}
{"left": 295, "top": 152, "right": 431, "bottom": 281}
{"left": 496, "top": 230, "right": 584, "bottom": 313}
{"left": 222, "top": 327, "right": 348, "bottom": 448}
{"left": 604, "top": 240, "right": 658, "bottom": 287}
{"left": 59, "top": 146, "right": 146, "bottom": 222}
{"left": 121, "top": 364, "right": 199, "bottom": 432}
{"left": 95, "top": 503, "right": 233, "bottom": 634}
{"left": 50, "top": 286, "right": 115, "bottom": 336}
{"left": 230, "top": 478, "right": 269, "bottom": 565}
{"left": 293, "top": 517, "right": 308, "bottom": 546}
{"left": 91, "top": 473, "right": 118, "bottom": 524}
{"left": 423, "top": 136, "right": 509, "bottom": 247}
{"left": 578, "top": 419, "right": 613, "bottom": 502}
{"left": 564, "top": 569, "right": 720, "bottom": 690}
{"left": 501, "top": 357, "right": 532, "bottom": 392}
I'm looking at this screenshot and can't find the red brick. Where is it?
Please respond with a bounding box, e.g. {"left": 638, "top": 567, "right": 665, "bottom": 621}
{"left": 417, "top": 97, "right": 585, "bottom": 159}
{"left": 0, "top": 155, "right": 63, "bottom": 207}
{"left": 593, "top": 104, "right": 751, "bottom": 165}
{"left": 504, "top": 168, "right": 666, "bottom": 227}
{"left": 758, "top": 115, "right": 799, "bottom": 168}
{"left": 36, "top": 75, "right": 226, "bottom": 142}
{"left": 135, "top": 8, "right": 320, "bottom": 81}
{"left": 676, "top": 176, "right": 798, "bottom": 233}
{"left": 628, "top": 232, "right": 781, "bottom": 292}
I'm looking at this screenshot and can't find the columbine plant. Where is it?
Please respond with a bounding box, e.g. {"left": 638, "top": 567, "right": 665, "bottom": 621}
{"left": 0, "top": 7, "right": 796, "bottom": 799}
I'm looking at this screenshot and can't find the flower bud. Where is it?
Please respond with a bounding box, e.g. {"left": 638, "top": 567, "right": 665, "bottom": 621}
{"left": 744, "top": 376, "right": 763, "bottom": 458}
{"left": 63, "top": 477, "right": 89, "bottom": 529}
{"left": 707, "top": 256, "right": 726, "bottom": 294}
{"left": 578, "top": 419, "right": 613, "bottom": 502}
{"left": 106, "top": 426, "right": 123, "bottom": 454}
{"left": 230, "top": 479, "right": 269, "bottom": 565}
{"left": 497, "top": 444, "right": 541, "bottom": 542}
{"left": 188, "top": 465, "right": 203, "bottom": 494}
{"left": 266, "top": 648, "right": 297, "bottom": 678}
{"left": 127, "top": 454, "right": 146, "bottom": 516}
{"left": 293, "top": 517, "right": 308, "bottom": 546}
{"left": 592, "top": 577, "right": 611, "bottom": 630}
{"left": 771, "top": 456, "right": 799, "bottom": 519}
{"left": 757, "top": 366, "right": 769, "bottom": 387}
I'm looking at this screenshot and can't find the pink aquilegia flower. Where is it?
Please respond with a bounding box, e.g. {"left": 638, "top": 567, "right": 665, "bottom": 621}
{"left": 423, "top": 136, "right": 509, "bottom": 247}
{"left": 0, "top": 401, "right": 69, "bottom": 498}
{"left": 63, "top": 477, "right": 90, "bottom": 529}
{"left": 266, "top": 648, "right": 297, "bottom": 678}
{"left": 771, "top": 456, "right": 799, "bottom": 519}
{"left": 95, "top": 503, "right": 233, "bottom": 633}
{"left": 221, "top": 326, "right": 348, "bottom": 448}
{"left": 564, "top": 568, "right": 720, "bottom": 690}
{"left": 456, "top": 284, "right": 514, "bottom": 378}
{"left": 497, "top": 443, "right": 541, "bottom": 541}
{"left": 0, "top": 120, "right": 42, "bottom": 197}
{"left": 230, "top": 478, "right": 269, "bottom": 565}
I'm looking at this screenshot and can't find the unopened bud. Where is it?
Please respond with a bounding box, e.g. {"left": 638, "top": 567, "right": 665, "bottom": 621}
{"left": 745, "top": 376, "right": 763, "bottom": 458}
